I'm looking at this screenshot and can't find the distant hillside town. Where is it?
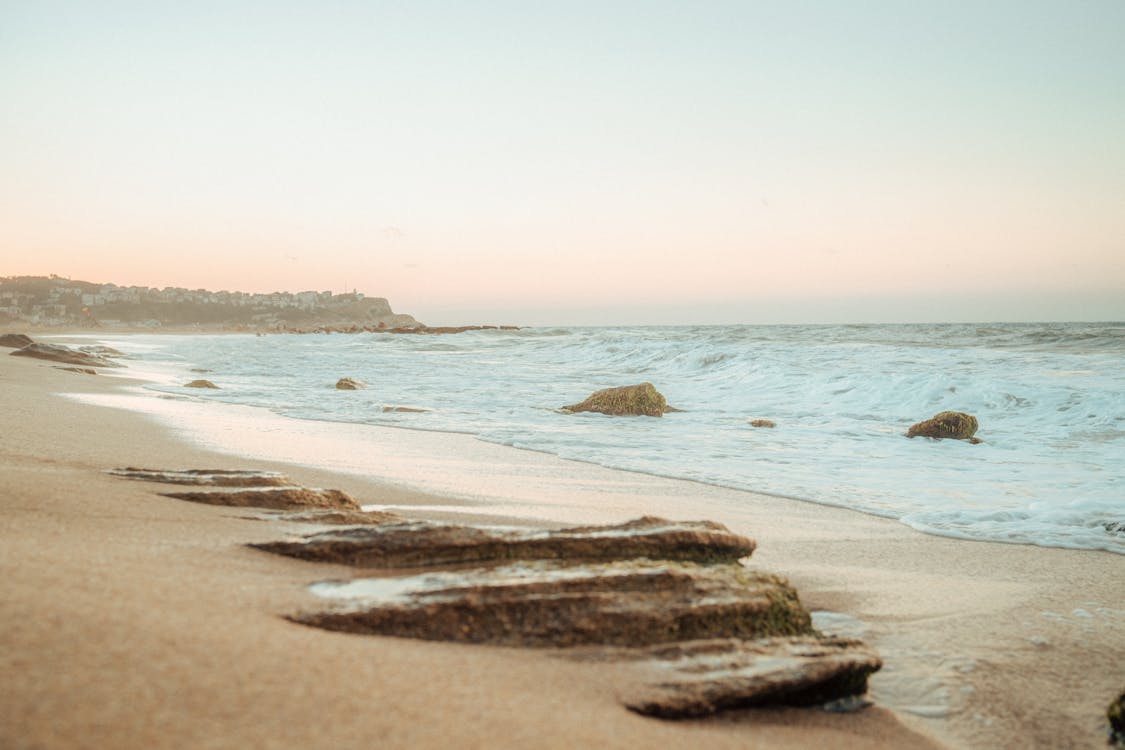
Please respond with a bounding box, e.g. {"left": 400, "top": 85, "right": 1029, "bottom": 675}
{"left": 0, "top": 275, "right": 421, "bottom": 331}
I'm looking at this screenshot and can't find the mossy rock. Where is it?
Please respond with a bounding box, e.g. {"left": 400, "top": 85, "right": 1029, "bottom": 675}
{"left": 906, "top": 411, "right": 979, "bottom": 441}
{"left": 563, "top": 382, "right": 671, "bottom": 417}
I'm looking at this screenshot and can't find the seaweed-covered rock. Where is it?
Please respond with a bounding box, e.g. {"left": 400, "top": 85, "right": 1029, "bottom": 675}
{"left": 335, "top": 377, "right": 365, "bottom": 390}
{"left": 253, "top": 516, "right": 754, "bottom": 568}
{"left": 0, "top": 333, "right": 34, "bottom": 348}
{"left": 749, "top": 419, "right": 776, "bottom": 428}
{"left": 563, "top": 383, "right": 672, "bottom": 417}
{"left": 611, "top": 636, "right": 882, "bottom": 718}
{"left": 184, "top": 379, "right": 219, "bottom": 389}
{"left": 293, "top": 561, "right": 810, "bottom": 647}
{"left": 160, "top": 487, "right": 360, "bottom": 511}
{"left": 10, "top": 342, "right": 124, "bottom": 368}
{"left": 906, "top": 411, "right": 980, "bottom": 441}
{"left": 1110, "top": 688, "right": 1125, "bottom": 746}
{"left": 107, "top": 467, "right": 293, "bottom": 487}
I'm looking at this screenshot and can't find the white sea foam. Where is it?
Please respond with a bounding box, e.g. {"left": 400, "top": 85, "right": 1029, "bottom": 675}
{"left": 73, "top": 323, "right": 1125, "bottom": 554}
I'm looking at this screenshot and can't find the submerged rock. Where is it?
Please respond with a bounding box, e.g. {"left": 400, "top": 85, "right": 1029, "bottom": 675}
{"left": 562, "top": 383, "right": 673, "bottom": 417}
{"left": 1105, "top": 522, "right": 1125, "bottom": 535}
{"left": 382, "top": 406, "right": 428, "bottom": 413}
{"left": 293, "top": 561, "right": 809, "bottom": 647}
{"left": 335, "top": 377, "right": 365, "bottom": 390}
{"left": 253, "top": 516, "right": 754, "bottom": 569}
{"left": 604, "top": 636, "right": 882, "bottom": 718}
{"left": 107, "top": 467, "right": 293, "bottom": 487}
{"left": 906, "top": 411, "right": 980, "bottom": 441}
{"left": 184, "top": 379, "right": 219, "bottom": 389}
{"left": 749, "top": 419, "right": 776, "bottom": 428}
{"left": 0, "top": 333, "right": 34, "bottom": 348}
{"left": 10, "top": 342, "right": 124, "bottom": 368}
{"left": 160, "top": 487, "right": 360, "bottom": 511}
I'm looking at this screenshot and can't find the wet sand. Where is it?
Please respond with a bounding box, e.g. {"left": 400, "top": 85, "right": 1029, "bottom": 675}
{"left": 2, "top": 348, "right": 1121, "bottom": 749}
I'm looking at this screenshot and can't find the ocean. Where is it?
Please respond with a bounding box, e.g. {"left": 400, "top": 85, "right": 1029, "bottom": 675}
{"left": 81, "top": 322, "right": 1124, "bottom": 554}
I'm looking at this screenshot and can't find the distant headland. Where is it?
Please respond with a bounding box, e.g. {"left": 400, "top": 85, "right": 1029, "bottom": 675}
{"left": 0, "top": 275, "right": 428, "bottom": 332}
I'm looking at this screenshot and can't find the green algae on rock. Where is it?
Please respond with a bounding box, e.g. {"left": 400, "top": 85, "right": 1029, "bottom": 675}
{"left": 905, "top": 410, "right": 980, "bottom": 441}
{"left": 562, "top": 382, "right": 673, "bottom": 417}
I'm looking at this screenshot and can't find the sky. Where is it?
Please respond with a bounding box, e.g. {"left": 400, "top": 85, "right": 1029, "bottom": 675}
{"left": 2, "top": 1, "right": 1123, "bottom": 325}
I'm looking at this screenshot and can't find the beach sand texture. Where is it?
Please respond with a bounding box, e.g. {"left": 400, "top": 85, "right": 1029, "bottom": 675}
{"left": 2, "top": 350, "right": 1122, "bottom": 749}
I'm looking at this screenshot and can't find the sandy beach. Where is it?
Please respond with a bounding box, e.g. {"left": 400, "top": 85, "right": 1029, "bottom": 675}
{"left": 2, "top": 347, "right": 1122, "bottom": 750}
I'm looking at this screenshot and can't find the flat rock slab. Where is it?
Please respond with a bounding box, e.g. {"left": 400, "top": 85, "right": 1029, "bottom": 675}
{"left": 273, "top": 509, "right": 404, "bottom": 526}
{"left": 292, "top": 560, "right": 810, "bottom": 647}
{"left": 108, "top": 467, "right": 294, "bottom": 487}
{"left": 0, "top": 333, "right": 34, "bottom": 348}
{"left": 160, "top": 487, "right": 360, "bottom": 511}
{"left": 599, "top": 636, "right": 882, "bottom": 718}
{"left": 253, "top": 516, "right": 754, "bottom": 569}
{"left": 10, "top": 342, "right": 124, "bottom": 368}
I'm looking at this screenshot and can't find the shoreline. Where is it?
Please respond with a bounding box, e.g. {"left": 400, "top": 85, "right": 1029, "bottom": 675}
{"left": 3, "top": 346, "right": 1123, "bottom": 748}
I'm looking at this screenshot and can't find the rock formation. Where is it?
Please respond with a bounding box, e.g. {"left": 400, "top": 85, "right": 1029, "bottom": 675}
{"left": 1110, "top": 688, "right": 1125, "bottom": 746}
{"left": 257, "top": 511, "right": 880, "bottom": 718}
{"left": 273, "top": 509, "right": 404, "bottom": 526}
{"left": 184, "top": 379, "right": 219, "bottom": 389}
{"left": 56, "top": 366, "right": 98, "bottom": 375}
{"left": 612, "top": 636, "right": 883, "bottom": 718}
{"left": 335, "top": 377, "right": 365, "bottom": 390}
{"left": 906, "top": 411, "right": 980, "bottom": 441}
{"left": 78, "top": 345, "right": 125, "bottom": 358}
{"left": 160, "top": 487, "right": 360, "bottom": 511}
{"left": 107, "top": 467, "right": 294, "bottom": 487}
{"left": 562, "top": 383, "right": 675, "bottom": 417}
{"left": 292, "top": 561, "right": 810, "bottom": 647}
{"left": 0, "top": 333, "right": 34, "bottom": 348}
{"left": 253, "top": 516, "right": 754, "bottom": 568}
{"left": 9, "top": 342, "right": 124, "bottom": 368}
{"left": 749, "top": 419, "right": 777, "bottom": 428}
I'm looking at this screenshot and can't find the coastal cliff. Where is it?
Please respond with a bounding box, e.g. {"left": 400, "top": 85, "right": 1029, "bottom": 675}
{"left": 0, "top": 275, "right": 422, "bottom": 331}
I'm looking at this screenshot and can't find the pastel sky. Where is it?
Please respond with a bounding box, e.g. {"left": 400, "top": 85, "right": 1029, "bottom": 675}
{"left": 2, "top": 1, "right": 1123, "bottom": 325}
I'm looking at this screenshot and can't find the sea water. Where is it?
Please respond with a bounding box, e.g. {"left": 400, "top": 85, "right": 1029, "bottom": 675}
{"left": 85, "top": 323, "right": 1124, "bottom": 554}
